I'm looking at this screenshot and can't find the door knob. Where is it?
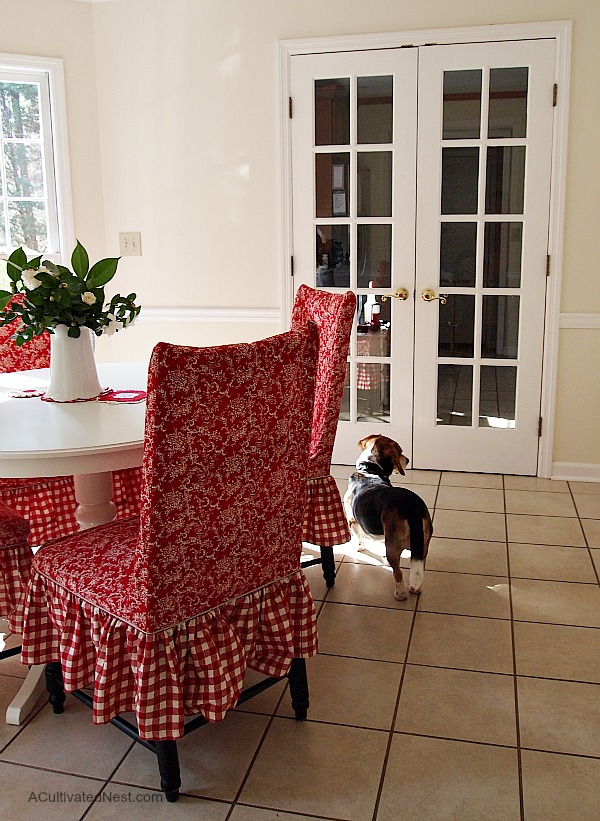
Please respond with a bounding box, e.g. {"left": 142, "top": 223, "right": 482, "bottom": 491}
{"left": 380, "top": 287, "right": 410, "bottom": 302}
{"left": 421, "top": 288, "right": 448, "bottom": 305}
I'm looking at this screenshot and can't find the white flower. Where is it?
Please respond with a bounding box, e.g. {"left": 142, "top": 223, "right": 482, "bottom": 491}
{"left": 21, "top": 269, "right": 42, "bottom": 290}
{"left": 81, "top": 291, "right": 97, "bottom": 305}
{"left": 102, "top": 314, "right": 123, "bottom": 336}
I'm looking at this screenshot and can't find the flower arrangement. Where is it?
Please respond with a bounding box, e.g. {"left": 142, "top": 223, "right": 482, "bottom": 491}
{"left": 0, "top": 241, "right": 141, "bottom": 345}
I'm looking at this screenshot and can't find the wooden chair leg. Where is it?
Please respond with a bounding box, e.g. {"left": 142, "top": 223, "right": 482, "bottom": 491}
{"left": 45, "top": 661, "right": 66, "bottom": 714}
{"left": 155, "top": 740, "right": 181, "bottom": 802}
{"left": 288, "top": 657, "right": 309, "bottom": 721}
{"left": 321, "top": 546, "right": 336, "bottom": 587}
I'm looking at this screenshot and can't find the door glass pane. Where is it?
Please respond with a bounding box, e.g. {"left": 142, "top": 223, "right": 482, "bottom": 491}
{"left": 339, "top": 362, "right": 350, "bottom": 421}
{"left": 315, "top": 152, "right": 349, "bottom": 218}
{"left": 357, "top": 363, "right": 390, "bottom": 423}
{"left": 357, "top": 224, "right": 392, "bottom": 287}
{"left": 438, "top": 294, "right": 475, "bottom": 357}
{"left": 485, "top": 146, "right": 526, "bottom": 214}
{"left": 358, "top": 75, "right": 393, "bottom": 144}
{"left": 357, "top": 151, "right": 392, "bottom": 217}
{"left": 488, "top": 68, "right": 528, "bottom": 139}
{"left": 357, "top": 300, "right": 391, "bottom": 354}
{"left": 315, "top": 78, "right": 350, "bottom": 146}
{"left": 316, "top": 225, "right": 350, "bottom": 287}
{"left": 440, "top": 222, "right": 477, "bottom": 287}
{"left": 482, "top": 295, "right": 520, "bottom": 359}
{"left": 479, "top": 366, "right": 517, "bottom": 428}
{"left": 441, "top": 147, "right": 479, "bottom": 214}
{"left": 443, "top": 69, "right": 482, "bottom": 139}
{"left": 4, "top": 143, "right": 44, "bottom": 197}
{"left": 483, "top": 222, "right": 522, "bottom": 287}
{"left": 437, "top": 364, "right": 473, "bottom": 426}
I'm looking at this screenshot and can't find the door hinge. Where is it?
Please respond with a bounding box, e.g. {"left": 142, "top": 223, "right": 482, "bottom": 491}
{"left": 546, "top": 255, "right": 551, "bottom": 276}
{"left": 538, "top": 416, "right": 543, "bottom": 437}
{"left": 553, "top": 83, "right": 557, "bottom": 106}
{"left": 289, "top": 96, "right": 293, "bottom": 118}
{"left": 290, "top": 255, "right": 294, "bottom": 276}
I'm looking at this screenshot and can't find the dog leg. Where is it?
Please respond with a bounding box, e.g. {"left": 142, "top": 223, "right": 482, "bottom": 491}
{"left": 382, "top": 512, "right": 407, "bottom": 601}
{"left": 409, "top": 560, "right": 424, "bottom": 595}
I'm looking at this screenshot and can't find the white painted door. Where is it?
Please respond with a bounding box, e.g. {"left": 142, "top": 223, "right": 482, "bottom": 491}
{"left": 290, "top": 38, "right": 556, "bottom": 474}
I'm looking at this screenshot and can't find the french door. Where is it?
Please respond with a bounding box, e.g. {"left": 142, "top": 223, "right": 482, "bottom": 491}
{"left": 290, "top": 37, "right": 556, "bottom": 474}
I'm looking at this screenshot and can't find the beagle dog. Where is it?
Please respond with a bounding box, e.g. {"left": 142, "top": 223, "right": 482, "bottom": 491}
{"left": 343, "top": 435, "right": 433, "bottom": 601}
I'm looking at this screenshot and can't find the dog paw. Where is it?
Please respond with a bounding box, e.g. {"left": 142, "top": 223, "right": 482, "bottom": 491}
{"left": 394, "top": 587, "right": 407, "bottom": 601}
{"left": 408, "top": 585, "right": 422, "bottom": 595}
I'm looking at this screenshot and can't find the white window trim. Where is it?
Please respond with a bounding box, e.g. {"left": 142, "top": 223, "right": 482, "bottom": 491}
{"left": 0, "top": 52, "right": 75, "bottom": 263}
{"left": 278, "top": 21, "right": 572, "bottom": 478}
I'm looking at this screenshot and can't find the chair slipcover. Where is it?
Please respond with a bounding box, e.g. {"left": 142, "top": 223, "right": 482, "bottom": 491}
{"left": 0, "top": 501, "right": 32, "bottom": 622}
{"left": 17, "top": 326, "right": 320, "bottom": 741}
{"left": 290, "top": 285, "right": 355, "bottom": 548}
{"left": 0, "top": 295, "right": 141, "bottom": 544}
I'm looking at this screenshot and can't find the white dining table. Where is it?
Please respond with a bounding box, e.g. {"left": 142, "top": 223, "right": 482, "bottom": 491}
{"left": 0, "top": 361, "right": 148, "bottom": 724}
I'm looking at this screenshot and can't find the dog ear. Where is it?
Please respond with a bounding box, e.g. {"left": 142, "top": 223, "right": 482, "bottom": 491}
{"left": 389, "top": 442, "right": 406, "bottom": 475}
{"left": 357, "top": 435, "right": 376, "bottom": 450}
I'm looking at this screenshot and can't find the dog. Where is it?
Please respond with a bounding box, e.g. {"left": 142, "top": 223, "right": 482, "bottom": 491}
{"left": 343, "top": 435, "right": 433, "bottom": 601}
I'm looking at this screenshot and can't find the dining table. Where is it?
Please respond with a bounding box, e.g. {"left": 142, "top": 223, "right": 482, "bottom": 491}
{"left": 0, "top": 361, "right": 148, "bottom": 724}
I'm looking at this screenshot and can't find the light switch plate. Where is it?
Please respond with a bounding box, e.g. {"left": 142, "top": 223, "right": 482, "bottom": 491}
{"left": 119, "top": 232, "right": 142, "bottom": 256}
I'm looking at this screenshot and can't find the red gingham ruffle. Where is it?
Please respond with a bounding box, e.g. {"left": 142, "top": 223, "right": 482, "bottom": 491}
{"left": 302, "top": 475, "right": 350, "bottom": 547}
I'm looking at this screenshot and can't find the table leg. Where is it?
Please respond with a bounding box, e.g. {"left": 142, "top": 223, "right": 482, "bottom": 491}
{"left": 73, "top": 472, "right": 117, "bottom": 529}
{"left": 5, "top": 664, "right": 46, "bottom": 725}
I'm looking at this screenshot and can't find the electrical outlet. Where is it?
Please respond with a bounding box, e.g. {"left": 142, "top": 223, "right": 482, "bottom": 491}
{"left": 119, "top": 232, "right": 142, "bottom": 256}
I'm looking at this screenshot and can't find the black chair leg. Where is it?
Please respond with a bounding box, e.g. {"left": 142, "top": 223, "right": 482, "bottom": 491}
{"left": 45, "top": 661, "right": 66, "bottom": 714}
{"left": 288, "top": 657, "right": 309, "bottom": 721}
{"left": 155, "top": 740, "right": 181, "bottom": 802}
{"left": 321, "top": 546, "right": 336, "bottom": 587}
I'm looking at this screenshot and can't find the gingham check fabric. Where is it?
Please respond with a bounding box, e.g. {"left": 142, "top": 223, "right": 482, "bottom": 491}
{"left": 302, "top": 475, "right": 350, "bottom": 546}
{"left": 112, "top": 467, "right": 143, "bottom": 518}
{"left": 0, "top": 501, "right": 32, "bottom": 620}
{"left": 19, "top": 328, "right": 320, "bottom": 740}
{"left": 0, "top": 477, "right": 79, "bottom": 547}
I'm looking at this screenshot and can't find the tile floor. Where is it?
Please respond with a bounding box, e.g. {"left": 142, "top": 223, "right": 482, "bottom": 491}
{"left": 1, "top": 467, "right": 599, "bottom": 820}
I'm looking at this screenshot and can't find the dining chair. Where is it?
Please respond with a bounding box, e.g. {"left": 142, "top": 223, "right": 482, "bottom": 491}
{"left": 0, "top": 295, "right": 142, "bottom": 545}
{"left": 291, "top": 284, "right": 356, "bottom": 587}
{"left": 17, "top": 324, "right": 320, "bottom": 801}
{"left": 0, "top": 501, "right": 31, "bottom": 660}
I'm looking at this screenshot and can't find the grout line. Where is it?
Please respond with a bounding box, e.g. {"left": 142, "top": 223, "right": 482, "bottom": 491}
{"left": 568, "top": 480, "right": 600, "bottom": 587}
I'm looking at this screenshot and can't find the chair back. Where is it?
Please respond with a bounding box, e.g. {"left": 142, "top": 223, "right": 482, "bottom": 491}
{"left": 290, "top": 285, "right": 355, "bottom": 477}
{"left": 0, "top": 294, "right": 50, "bottom": 373}
{"left": 134, "top": 325, "right": 319, "bottom": 630}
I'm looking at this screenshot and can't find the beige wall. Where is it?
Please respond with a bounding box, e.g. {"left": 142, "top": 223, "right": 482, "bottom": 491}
{"left": 3, "top": 0, "right": 600, "bottom": 473}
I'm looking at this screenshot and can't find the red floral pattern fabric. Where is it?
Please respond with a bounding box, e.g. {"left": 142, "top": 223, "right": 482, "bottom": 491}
{"left": 0, "top": 501, "right": 32, "bottom": 620}
{"left": 291, "top": 286, "right": 355, "bottom": 545}
{"left": 19, "top": 327, "right": 320, "bottom": 739}
{"left": 0, "top": 294, "right": 51, "bottom": 373}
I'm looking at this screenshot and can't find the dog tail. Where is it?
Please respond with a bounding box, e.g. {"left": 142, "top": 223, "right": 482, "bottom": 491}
{"left": 407, "top": 509, "right": 425, "bottom": 561}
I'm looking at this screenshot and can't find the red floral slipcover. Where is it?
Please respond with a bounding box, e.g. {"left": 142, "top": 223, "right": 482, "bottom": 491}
{"left": 0, "top": 295, "right": 142, "bottom": 544}
{"left": 291, "top": 285, "right": 355, "bottom": 546}
{"left": 17, "top": 326, "right": 320, "bottom": 740}
{"left": 0, "top": 501, "right": 32, "bottom": 621}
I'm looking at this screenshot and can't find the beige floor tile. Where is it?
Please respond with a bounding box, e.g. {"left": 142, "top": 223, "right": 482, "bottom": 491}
{"left": 231, "top": 808, "right": 331, "bottom": 821}
{"left": 506, "top": 514, "right": 585, "bottom": 546}
{"left": 568, "top": 481, "right": 600, "bottom": 496}
{"left": 395, "top": 665, "right": 516, "bottom": 745}
{"left": 278, "top": 653, "right": 400, "bottom": 730}
{"left": 572, "top": 492, "right": 600, "bottom": 518}
{"left": 0, "top": 760, "right": 103, "bottom": 821}
{"left": 115, "top": 711, "right": 269, "bottom": 801}
{"left": 300, "top": 560, "right": 335, "bottom": 602}
{"left": 504, "top": 476, "right": 569, "bottom": 492}
{"left": 592, "top": 548, "right": 600, "bottom": 575}
{"left": 518, "top": 677, "right": 600, "bottom": 756}
{"left": 433, "top": 509, "right": 506, "bottom": 541}
{"left": 326, "top": 561, "right": 417, "bottom": 609}
{"left": 510, "top": 578, "right": 600, "bottom": 627}
{"left": 418, "top": 571, "right": 511, "bottom": 619}
{"left": 425, "top": 537, "right": 508, "bottom": 576}
{"left": 330, "top": 464, "right": 355, "bottom": 480}
{"left": 239, "top": 718, "right": 388, "bottom": 821}
{"left": 521, "top": 749, "right": 600, "bottom": 821}
{"left": 317, "top": 602, "right": 413, "bottom": 662}
{"left": 505, "top": 489, "right": 577, "bottom": 517}
{"left": 508, "top": 542, "right": 597, "bottom": 582}
{"left": 0, "top": 631, "right": 28, "bottom": 679}
{"left": 377, "top": 735, "right": 520, "bottom": 821}
{"left": 408, "top": 612, "right": 513, "bottom": 673}
{"left": 392, "top": 468, "right": 441, "bottom": 486}
{"left": 233, "top": 668, "right": 286, "bottom": 716}
{"left": 86, "top": 787, "right": 229, "bottom": 820}
{"left": 513, "top": 622, "right": 600, "bottom": 682}
{"left": 1, "top": 697, "right": 133, "bottom": 779}
{"left": 582, "top": 518, "right": 600, "bottom": 547}
{"left": 441, "top": 472, "right": 503, "bottom": 488}
{"left": 436, "top": 485, "right": 505, "bottom": 513}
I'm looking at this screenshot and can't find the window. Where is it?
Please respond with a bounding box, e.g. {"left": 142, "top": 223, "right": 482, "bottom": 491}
{"left": 0, "top": 55, "right": 73, "bottom": 290}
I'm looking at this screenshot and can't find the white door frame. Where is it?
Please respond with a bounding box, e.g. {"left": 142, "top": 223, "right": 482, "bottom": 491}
{"left": 278, "top": 21, "right": 571, "bottom": 478}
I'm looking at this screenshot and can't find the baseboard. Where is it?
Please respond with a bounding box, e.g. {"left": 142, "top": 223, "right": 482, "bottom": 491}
{"left": 551, "top": 462, "right": 600, "bottom": 482}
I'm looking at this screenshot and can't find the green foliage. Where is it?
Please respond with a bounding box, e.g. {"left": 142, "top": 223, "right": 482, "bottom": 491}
{"left": 0, "top": 241, "right": 141, "bottom": 345}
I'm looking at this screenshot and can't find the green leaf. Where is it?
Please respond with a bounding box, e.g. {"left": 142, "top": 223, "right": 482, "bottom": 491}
{"left": 71, "top": 241, "right": 89, "bottom": 278}
{"left": 0, "top": 290, "right": 13, "bottom": 310}
{"left": 43, "top": 260, "right": 60, "bottom": 275}
{"left": 88, "top": 257, "right": 120, "bottom": 289}
{"left": 7, "top": 248, "right": 27, "bottom": 282}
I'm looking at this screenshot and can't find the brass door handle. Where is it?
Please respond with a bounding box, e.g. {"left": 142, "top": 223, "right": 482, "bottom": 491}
{"left": 380, "top": 287, "right": 410, "bottom": 302}
{"left": 421, "top": 288, "right": 448, "bottom": 305}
